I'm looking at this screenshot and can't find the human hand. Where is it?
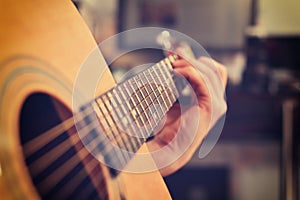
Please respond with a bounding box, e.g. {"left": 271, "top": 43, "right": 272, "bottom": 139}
{"left": 147, "top": 50, "right": 227, "bottom": 176}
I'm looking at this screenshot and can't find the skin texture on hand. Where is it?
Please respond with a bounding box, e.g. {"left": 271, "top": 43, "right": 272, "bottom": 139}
{"left": 147, "top": 51, "right": 228, "bottom": 176}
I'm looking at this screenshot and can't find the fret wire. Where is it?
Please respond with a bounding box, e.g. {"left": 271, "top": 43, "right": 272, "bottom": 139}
{"left": 131, "top": 77, "right": 153, "bottom": 135}
{"left": 158, "top": 86, "right": 170, "bottom": 111}
{"left": 163, "top": 74, "right": 180, "bottom": 107}
{"left": 81, "top": 106, "right": 105, "bottom": 143}
{"left": 142, "top": 69, "right": 164, "bottom": 129}
{"left": 88, "top": 129, "right": 127, "bottom": 169}
{"left": 101, "top": 94, "right": 132, "bottom": 158}
{"left": 149, "top": 73, "right": 176, "bottom": 113}
{"left": 118, "top": 85, "right": 131, "bottom": 106}
{"left": 119, "top": 84, "right": 145, "bottom": 150}
{"left": 144, "top": 87, "right": 154, "bottom": 108}
{"left": 101, "top": 96, "right": 118, "bottom": 134}
{"left": 87, "top": 128, "right": 130, "bottom": 169}
{"left": 92, "top": 102, "right": 110, "bottom": 132}
{"left": 162, "top": 89, "right": 174, "bottom": 109}
{"left": 139, "top": 99, "right": 154, "bottom": 134}
{"left": 131, "top": 94, "right": 139, "bottom": 108}
{"left": 107, "top": 90, "right": 133, "bottom": 144}
{"left": 162, "top": 68, "right": 179, "bottom": 103}
{"left": 108, "top": 90, "right": 122, "bottom": 129}
{"left": 129, "top": 71, "right": 170, "bottom": 137}
{"left": 135, "top": 76, "right": 144, "bottom": 100}
{"left": 155, "top": 85, "right": 168, "bottom": 112}
{"left": 118, "top": 83, "right": 132, "bottom": 126}
{"left": 144, "top": 90, "right": 159, "bottom": 112}
{"left": 107, "top": 92, "right": 119, "bottom": 109}
{"left": 112, "top": 86, "right": 129, "bottom": 132}
{"left": 114, "top": 86, "right": 128, "bottom": 124}
{"left": 87, "top": 111, "right": 137, "bottom": 169}
{"left": 133, "top": 81, "right": 154, "bottom": 132}
{"left": 157, "top": 62, "right": 174, "bottom": 107}
{"left": 159, "top": 63, "right": 177, "bottom": 105}
{"left": 134, "top": 89, "right": 166, "bottom": 136}
{"left": 112, "top": 115, "right": 142, "bottom": 153}
{"left": 97, "top": 95, "right": 134, "bottom": 159}
{"left": 162, "top": 58, "right": 180, "bottom": 98}
{"left": 110, "top": 126, "right": 130, "bottom": 154}
{"left": 159, "top": 60, "right": 178, "bottom": 101}
{"left": 94, "top": 98, "right": 129, "bottom": 164}
{"left": 139, "top": 72, "right": 159, "bottom": 127}
{"left": 134, "top": 75, "right": 142, "bottom": 88}
{"left": 115, "top": 85, "right": 146, "bottom": 141}
{"left": 157, "top": 96, "right": 166, "bottom": 114}
{"left": 113, "top": 86, "right": 137, "bottom": 133}
{"left": 123, "top": 82, "right": 140, "bottom": 146}
{"left": 114, "top": 87, "right": 136, "bottom": 131}
{"left": 139, "top": 72, "right": 158, "bottom": 131}
{"left": 158, "top": 88, "right": 170, "bottom": 113}
{"left": 112, "top": 88, "right": 134, "bottom": 132}
{"left": 166, "top": 86, "right": 176, "bottom": 104}
{"left": 147, "top": 67, "right": 166, "bottom": 115}
{"left": 152, "top": 64, "right": 169, "bottom": 111}
{"left": 160, "top": 77, "right": 176, "bottom": 105}
{"left": 149, "top": 69, "right": 170, "bottom": 114}
{"left": 80, "top": 106, "right": 127, "bottom": 167}
{"left": 134, "top": 100, "right": 146, "bottom": 127}
{"left": 126, "top": 82, "right": 138, "bottom": 108}
{"left": 115, "top": 87, "right": 137, "bottom": 139}
{"left": 122, "top": 81, "right": 134, "bottom": 95}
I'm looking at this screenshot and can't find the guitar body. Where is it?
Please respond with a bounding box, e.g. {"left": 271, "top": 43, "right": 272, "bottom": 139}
{"left": 0, "top": 0, "right": 171, "bottom": 199}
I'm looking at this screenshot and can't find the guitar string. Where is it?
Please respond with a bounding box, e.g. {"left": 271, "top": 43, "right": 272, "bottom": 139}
{"left": 30, "top": 88, "right": 176, "bottom": 198}
{"left": 23, "top": 56, "right": 179, "bottom": 194}
{"left": 23, "top": 112, "right": 86, "bottom": 156}
{"left": 35, "top": 125, "right": 108, "bottom": 197}
{"left": 95, "top": 91, "right": 140, "bottom": 162}
{"left": 53, "top": 156, "right": 101, "bottom": 199}
{"left": 26, "top": 80, "right": 177, "bottom": 197}
{"left": 23, "top": 56, "right": 176, "bottom": 156}
{"left": 38, "top": 79, "right": 177, "bottom": 196}
{"left": 28, "top": 120, "right": 98, "bottom": 177}
{"left": 112, "top": 84, "right": 142, "bottom": 151}
{"left": 52, "top": 132, "right": 110, "bottom": 200}
{"left": 107, "top": 56, "right": 178, "bottom": 140}
{"left": 24, "top": 57, "right": 178, "bottom": 164}
{"left": 23, "top": 57, "right": 177, "bottom": 158}
{"left": 24, "top": 69, "right": 174, "bottom": 161}
{"left": 26, "top": 75, "right": 176, "bottom": 176}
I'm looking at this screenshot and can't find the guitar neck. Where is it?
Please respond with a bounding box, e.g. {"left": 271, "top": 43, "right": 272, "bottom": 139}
{"left": 78, "top": 55, "right": 180, "bottom": 170}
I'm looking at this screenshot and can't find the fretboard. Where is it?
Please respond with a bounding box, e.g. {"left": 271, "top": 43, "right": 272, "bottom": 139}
{"left": 79, "top": 55, "right": 180, "bottom": 170}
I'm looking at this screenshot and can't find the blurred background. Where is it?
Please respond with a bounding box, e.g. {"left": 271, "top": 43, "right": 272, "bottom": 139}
{"left": 73, "top": 0, "right": 300, "bottom": 199}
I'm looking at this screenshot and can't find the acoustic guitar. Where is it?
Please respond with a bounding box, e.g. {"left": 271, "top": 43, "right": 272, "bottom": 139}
{"left": 0, "top": 0, "right": 189, "bottom": 199}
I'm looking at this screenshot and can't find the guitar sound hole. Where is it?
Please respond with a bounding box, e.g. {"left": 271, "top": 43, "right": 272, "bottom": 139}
{"left": 19, "top": 93, "right": 108, "bottom": 200}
